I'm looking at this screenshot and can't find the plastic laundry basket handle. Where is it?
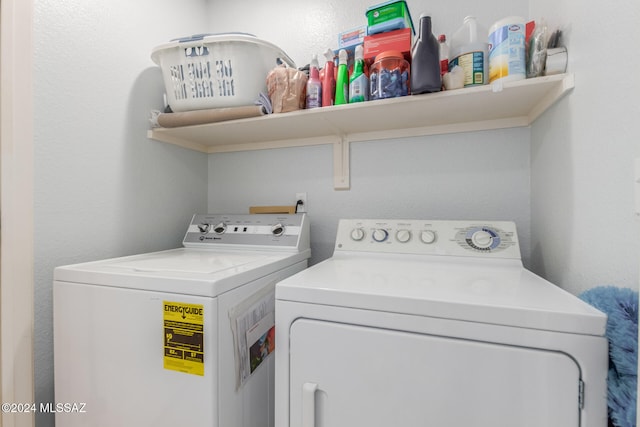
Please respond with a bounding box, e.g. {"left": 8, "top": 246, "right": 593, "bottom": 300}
{"left": 302, "top": 382, "right": 318, "bottom": 427}
{"left": 174, "top": 33, "right": 296, "bottom": 68}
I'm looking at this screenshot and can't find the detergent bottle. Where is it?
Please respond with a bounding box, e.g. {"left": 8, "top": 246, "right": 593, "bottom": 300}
{"left": 449, "top": 16, "right": 489, "bottom": 86}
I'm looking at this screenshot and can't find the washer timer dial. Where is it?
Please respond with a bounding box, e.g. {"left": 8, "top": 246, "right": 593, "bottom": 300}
{"left": 197, "top": 223, "right": 211, "bottom": 234}
{"left": 271, "top": 223, "right": 285, "bottom": 237}
{"left": 213, "top": 222, "right": 227, "bottom": 234}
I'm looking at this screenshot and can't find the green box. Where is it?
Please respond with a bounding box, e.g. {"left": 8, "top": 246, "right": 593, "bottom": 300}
{"left": 366, "top": 0, "right": 414, "bottom": 35}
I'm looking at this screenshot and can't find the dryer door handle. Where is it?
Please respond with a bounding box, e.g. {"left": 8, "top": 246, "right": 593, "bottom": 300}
{"left": 302, "top": 382, "right": 318, "bottom": 427}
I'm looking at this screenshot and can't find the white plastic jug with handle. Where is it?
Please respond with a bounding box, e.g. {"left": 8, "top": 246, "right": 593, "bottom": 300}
{"left": 449, "top": 16, "right": 489, "bottom": 87}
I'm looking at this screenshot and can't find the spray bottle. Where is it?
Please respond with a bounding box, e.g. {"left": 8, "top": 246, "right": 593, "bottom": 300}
{"left": 334, "top": 49, "right": 349, "bottom": 105}
{"left": 321, "top": 48, "right": 336, "bottom": 107}
{"left": 349, "top": 44, "right": 369, "bottom": 103}
{"left": 306, "top": 54, "right": 322, "bottom": 109}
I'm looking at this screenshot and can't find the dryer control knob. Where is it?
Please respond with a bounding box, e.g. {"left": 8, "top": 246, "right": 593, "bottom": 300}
{"left": 420, "top": 230, "right": 437, "bottom": 244}
{"left": 471, "top": 230, "right": 493, "bottom": 249}
{"left": 271, "top": 223, "right": 285, "bottom": 237}
{"left": 350, "top": 228, "right": 366, "bottom": 241}
{"left": 198, "top": 223, "right": 211, "bottom": 234}
{"left": 213, "top": 222, "right": 227, "bottom": 234}
{"left": 395, "top": 229, "right": 412, "bottom": 243}
{"left": 372, "top": 228, "right": 389, "bottom": 242}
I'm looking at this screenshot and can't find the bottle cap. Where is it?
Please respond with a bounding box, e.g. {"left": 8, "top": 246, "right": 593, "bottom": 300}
{"left": 338, "top": 49, "right": 348, "bottom": 65}
{"left": 354, "top": 44, "right": 364, "bottom": 61}
{"left": 374, "top": 50, "right": 405, "bottom": 62}
{"left": 324, "top": 48, "right": 335, "bottom": 63}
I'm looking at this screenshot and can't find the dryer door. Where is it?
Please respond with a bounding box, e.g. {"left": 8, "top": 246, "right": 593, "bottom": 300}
{"left": 289, "top": 319, "right": 580, "bottom": 427}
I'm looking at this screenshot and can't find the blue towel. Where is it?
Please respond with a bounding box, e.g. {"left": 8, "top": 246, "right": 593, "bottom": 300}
{"left": 580, "top": 286, "right": 638, "bottom": 427}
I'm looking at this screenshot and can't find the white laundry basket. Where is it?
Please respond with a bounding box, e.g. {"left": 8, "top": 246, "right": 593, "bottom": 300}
{"left": 151, "top": 33, "right": 295, "bottom": 112}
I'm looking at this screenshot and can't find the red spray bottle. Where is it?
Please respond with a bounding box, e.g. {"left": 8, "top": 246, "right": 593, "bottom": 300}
{"left": 321, "top": 48, "right": 336, "bottom": 107}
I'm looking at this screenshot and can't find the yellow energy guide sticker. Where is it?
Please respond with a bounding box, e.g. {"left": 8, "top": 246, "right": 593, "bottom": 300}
{"left": 163, "top": 301, "right": 204, "bottom": 376}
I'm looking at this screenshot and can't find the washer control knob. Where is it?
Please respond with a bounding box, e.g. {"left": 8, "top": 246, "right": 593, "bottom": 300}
{"left": 197, "top": 223, "right": 211, "bottom": 234}
{"left": 351, "top": 228, "right": 366, "bottom": 241}
{"left": 271, "top": 223, "right": 285, "bottom": 237}
{"left": 372, "top": 228, "right": 389, "bottom": 242}
{"left": 471, "top": 230, "right": 493, "bottom": 249}
{"left": 212, "top": 222, "right": 227, "bottom": 234}
{"left": 420, "top": 230, "right": 437, "bottom": 244}
{"left": 395, "top": 229, "right": 412, "bottom": 243}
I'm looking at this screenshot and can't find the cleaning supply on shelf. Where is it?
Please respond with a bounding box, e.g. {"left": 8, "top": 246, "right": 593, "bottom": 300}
{"left": 449, "top": 16, "right": 489, "bottom": 87}
{"left": 334, "top": 49, "right": 349, "bottom": 105}
{"left": 488, "top": 16, "right": 526, "bottom": 83}
{"left": 349, "top": 45, "right": 369, "bottom": 103}
{"left": 365, "top": 0, "right": 415, "bottom": 36}
{"left": 410, "top": 14, "right": 441, "bottom": 94}
{"left": 321, "top": 48, "right": 336, "bottom": 107}
{"left": 438, "top": 34, "right": 449, "bottom": 77}
{"left": 370, "top": 50, "right": 410, "bottom": 99}
{"left": 306, "top": 54, "right": 322, "bottom": 109}
{"left": 442, "top": 65, "right": 464, "bottom": 90}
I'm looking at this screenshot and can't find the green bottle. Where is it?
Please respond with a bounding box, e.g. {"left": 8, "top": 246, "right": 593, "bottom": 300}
{"left": 349, "top": 44, "right": 369, "bottom": 103}
{"left": 334, "top": 49, "right": 349, "bottom": 105}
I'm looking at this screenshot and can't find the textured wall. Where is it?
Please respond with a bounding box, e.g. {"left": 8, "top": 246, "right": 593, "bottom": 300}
{"left": 208, "top": 130, "right": 532, "bottom": 266}
{"left": 33, "top": 1, "right": 210, "bottom": 425}
{"left": 529, "top": 0, "right": 640, "bottom": 295}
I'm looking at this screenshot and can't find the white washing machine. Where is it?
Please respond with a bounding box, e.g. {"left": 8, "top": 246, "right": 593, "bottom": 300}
{"left": 275, "top": 219, "right": 608, "bottom": 427}
{"left": 54, "top": 213, "right": 310, "bottom": 427}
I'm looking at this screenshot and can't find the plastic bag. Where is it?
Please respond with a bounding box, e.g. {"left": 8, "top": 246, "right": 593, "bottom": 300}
{"left": 266, "top": 65, "right": 308, "bottom": 113}
{"left": 527, "top": 20, "right": 548, "bottom": 78}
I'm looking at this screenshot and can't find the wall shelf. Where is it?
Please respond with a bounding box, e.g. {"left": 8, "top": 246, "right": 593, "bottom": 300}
{"left": 148, "top": 73, "right": 574, "bottom": 190}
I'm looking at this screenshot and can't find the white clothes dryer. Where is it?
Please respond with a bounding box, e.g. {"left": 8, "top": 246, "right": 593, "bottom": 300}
{"left": 275, "top": 219, "right": 608, "bottom": 427}
{"left": 54, "top": 213, "right": 310, "bottom": 427}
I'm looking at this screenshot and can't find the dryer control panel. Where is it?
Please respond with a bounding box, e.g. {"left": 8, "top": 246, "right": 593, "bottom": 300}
{"left": 183, "top": 213, "right": 309, "bottom": 250}
{"left": 335, "top": 219, "right": 521, "bottom": 259}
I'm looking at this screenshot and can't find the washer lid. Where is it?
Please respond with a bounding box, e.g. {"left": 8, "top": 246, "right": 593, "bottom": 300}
{"left": 110, "top": 250, "right": 259, "bottom": 274}
{"left": 55, "top": 247, "right": 309, "bottom": 297}
{"left": 276, "top": 253, "right": 607, "bottom": 336}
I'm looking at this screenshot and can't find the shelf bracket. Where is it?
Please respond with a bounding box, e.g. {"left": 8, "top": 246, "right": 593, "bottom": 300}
{"left": 333, "top": 137, "right": 350, "bottom": 190}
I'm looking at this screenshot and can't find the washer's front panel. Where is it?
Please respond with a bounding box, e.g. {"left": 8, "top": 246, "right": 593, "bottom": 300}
{"left": 54, "top": 281, "right": 218, "bottom": 427}
{"left": 289, "top": 319, "right": 580, "bottom": 427}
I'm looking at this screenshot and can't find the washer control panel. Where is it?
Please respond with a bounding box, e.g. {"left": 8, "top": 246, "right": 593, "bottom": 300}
{"left": 335, "top": 219, "right": 520, "bottom": 259}
{"left": 183, "top": 213, "right": 308, "bottom": 249}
